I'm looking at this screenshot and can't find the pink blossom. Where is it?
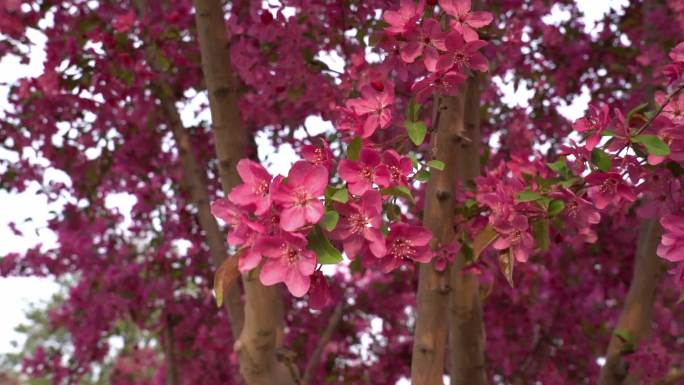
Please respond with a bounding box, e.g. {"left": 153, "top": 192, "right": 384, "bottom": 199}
{"left": 382, "top": 149, "right": 413, "bottom": 187}
{"left": 112, "top": 11, "right": 135, "bottom": 33}
{"left": 210, "top": 198, "right": 266, "bottom": 271}
{"left": 379, "top": 223, "right": 433, "bottom": 272}
{"left": 412, "top": 71, "right": 466, "bottom": 102}
{"left": 346, "top": 83, "right": 395, "bottom": 138}
{"left": 434, "top": 242, "right": 460, "bottom": 271}
{"left": 435, "top": 31, "right": 488, "bottom": 73}
{"left": 400, "top": 19, "right": 446, "bottom": 70}
{"left": 338, "top": 148, "right": 391, "bottom": 195}
{"left": 552, "top": 188, "right": 601, "bottom": 243}
{"left": 301, "top": 139, "right": 334, "bottom": 170}
{"left": 439, "top": 0, "right": 493, "bottom": 41}
{"left": 228, "top": 159, "right": 273, "bottom": 215}
{"left": 669, "top": 41, "right": 684, "bottom": 63}
{"left": 492, "top": 214, "right": 534, "bottom": 263}
{"left": 656, "top": 91, "right": 684, "bottom": 125}
{"left": 308, "top": 271, "right": 333, "bottom": 310}
{"left": 573, "top": 103, "right": 609, "bottom": 151}
{"left": 332, "top": 190, "right": 386, "bottom": 258}
{"left": 586, "top": 172, "right": 636, "bottom": 210}
{"left": 270, "top": 161, "right": 328, "bottom": 231}
{"left": 256, "top": 233, "right": 317, "bottom": 297}
{"left": 383, "top": 0, "right": 425, "bottom": 35}
{"left": 657, "top": 213, "right": 684, "bottom": 262}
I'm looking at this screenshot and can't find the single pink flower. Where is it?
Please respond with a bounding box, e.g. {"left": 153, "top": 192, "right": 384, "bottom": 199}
{"left": 434, "top": 242, "right": 460, "bottom": 271}
{"left": 308, "top": 271, "right": 333, "bottom": 310}
{"left": 573, "top": 103, "right": 610, "bottom": 151}
{"left": 552, "top": 188, "right": 601, "bottom": 243}
{"left": 256, "top": 233, "right": 317, "bottom": 297}
{"left": 412, "top": 70, "right": 467, "bottom": 102}
{"left": 401, "top": 18, "right": 446, "bottom": 70}
{"left": 586, "top": 172, "right": 636, "bottom": 210}
{"left": 656, "top": 91, "right": 684, "bottom": 125}
{"left": 379, "top": 223, "right": 433, "bottom": 272}
{"left": 435, "top": 31, "right": 488, "bottom": 73}
{"left": 439, "top": 0, "right": 493, "bottom": 41}
{"left": 228, "top": 159, "right": 273, "bottom": 215}
{"left": 669, "top": 41, "right": 684, "bottom": 64}
{"left": 210, "top": 198, "right": 266, "bottom": 271}
{"left": 383, "top": 0, "right": 425, "bottom": 35}
{"left": 301, "top": 140, "right": 334, "bottom": 171}
{"left": 382, "top": 150, "right": 413, "bottom": 187}
{"left": 113, "top": 11, "right": 135, "bottom": 33}
{"left": 332, "top": 190, "right": 386, "bottom": 258}
{"left": 270, "top": 161, "right": 328, "bottom": 231}
{"left": 346, "top": 84, "right": 395, "bottom": 138}
{"left": 657, "top": 213, "right": 684, "bottom": 262}
{"left": 338, "top": 148, "right": 391, "bottom": 195}
{"left": 492, "top": 214, "right": 534, "bottom": 263}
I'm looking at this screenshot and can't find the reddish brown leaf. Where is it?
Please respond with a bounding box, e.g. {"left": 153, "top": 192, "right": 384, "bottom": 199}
{"left": 213, "top": 249, "right": 243, "bottom": 307}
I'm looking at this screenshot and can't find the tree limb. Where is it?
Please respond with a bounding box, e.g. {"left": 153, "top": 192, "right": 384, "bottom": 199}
{"left": 301, "top": 303, "right": 344, "bottom": 385}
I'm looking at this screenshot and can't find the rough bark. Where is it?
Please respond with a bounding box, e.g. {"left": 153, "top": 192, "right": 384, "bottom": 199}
{"left": 598, "top": 219, "right": 664, "bottom": 385}
{"left": 410, "top": 86, "right": 468, "bottom": 385}
{"left": 448, "top": 75, "right": 488, "bottom": 385}
{"left": 191, "top": 1, "right": 293, "bottom": 384}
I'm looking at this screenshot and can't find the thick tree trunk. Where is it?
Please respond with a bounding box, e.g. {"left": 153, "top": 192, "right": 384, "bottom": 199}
{"left": 191, "top": 1, "right": 294, "bottom": 384}
{"left": 411, "top": 87, "right": 468, "bottom": 385}
{"left": 599, "top": 219, "right": 664, "bottom": 385}
{"left": 448, "top": 76, "right": 488, "bottom": 385}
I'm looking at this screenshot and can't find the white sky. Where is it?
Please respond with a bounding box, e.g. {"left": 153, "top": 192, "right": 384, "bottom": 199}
{"left": 0, "top": 0, "right": 625, "bottom": 368}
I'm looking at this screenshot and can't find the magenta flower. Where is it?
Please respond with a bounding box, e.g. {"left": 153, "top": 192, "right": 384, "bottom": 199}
{"left": 383, "top": 0, "right": 425, "bottom": 35}
{"left": 586, "top": 172, "right": 636, "bottom": 210}
{"left": 439, "top": 0, "right": 493, "bottom": 41}
{"left": 301, "top": 139, "right": 334, "bottom": 171}
{"left": 657, "top": 213, "right": 684, "bottom": 262}
{"left": 338, "top": 148, "right": 391, "bottom": 195}
{"left": 656, "top": 91, "right": 684, "bottom": 125}
{"left": 382, "top": 150, "right": 413, "bottom": 187}
{"left": 573, "top": 103, "right": 609, "bottom": 151}
{"left": 332, "top": 190, "right": 386, "bottom": 258}
{"left": 308, "top": 271, "right": 333, "bottom": 310}
{"left": 412, "top": 70, "right": 467, "bottom": 102}
{"left": 228, "top": 159, "right": 273, "bottom": 215}
{"left": 553, "top": 188, "right": 601, "bottom": 243}
{"left": 492, "top": 214, "right": 534, "bottom": 263}
{"left": 434, "top": 242, "right": 461, "bottom": 271}
{"left": 379, "top": 223, "right": 433, "bottom": 273}
{"left": 401, "top": 18, "right": 446, "bottom": 70}
{"left": 346, "top": 83, "right": 395, "bottom": 138}
{"left": 256, "top": 233, "right": 317, "bottom": 297}
{"left": 270, "top": 161, "right": 328, "bottom": 231}
{"left": 669, "top": 41, "right": 684, "bottom": 64}
{"left": 210, "top": 198, "right": 266, "bottom": 272}
{"left": 435, "top": 31, "right": 488, "bottom": 73}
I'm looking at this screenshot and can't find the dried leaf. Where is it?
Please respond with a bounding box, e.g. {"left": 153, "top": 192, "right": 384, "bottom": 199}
{"left": 472, "top": 224, "right": 498, "bottom": 261}
{"left": 499, "top": 250, "right": 515, "bottom": 287}
{"left": 214, "top": 249, "right": 243, "bottom": 308}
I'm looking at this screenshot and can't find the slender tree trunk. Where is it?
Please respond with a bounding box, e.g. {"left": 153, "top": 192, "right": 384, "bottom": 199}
{"left": 163, "top": 316, "right": 181, "bottom": 385}
{"left": 448, "top": 75, "right": 488, "bottom": 385}
{"left": 599, "top": 219, "right": 664, "bottom": 385}
{"left": 191, "top": 1, "right": 294, "bottom": 384}
{"left": 411, "top": 87, "right": 468, "bottom": 385}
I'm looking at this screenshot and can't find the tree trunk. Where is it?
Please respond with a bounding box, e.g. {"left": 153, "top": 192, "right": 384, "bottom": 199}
{"left": 163, "top": 317, "right": 181, "bottom": 385}
{"left": 191, "top": 1, "right": 294, "bottom": 384}
{"left": 598, "top": 219, "right": 664, "bottom": 385}
{"left": 411, "top": 86, "right": 468, "bottom": 385}
{"left": 448, "top": 75, "right": 488, "bottom": 385}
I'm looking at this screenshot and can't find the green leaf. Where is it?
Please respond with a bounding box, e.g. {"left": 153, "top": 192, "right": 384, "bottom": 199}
{"left": 516, "top": 190, "right": 543, "bottom": 202}
{"left": 330, "top": 187, "right": 349, "bottom": 203}
{"left": 532, "top": 219, "right": 550, "bottom": 252}
{"left": 321, "top": 210, "right": 339, "bottom": 231}
{"left": 615, "top": 329, "right": 635, "bottom": 343}
{"left": 547, "top": 157, "right": 568, "bottom": 173}
{"left": 591, "top": 148, "right": 612, "bottom": 172}
{"left": 427, "top": 160, "right": 445, "bottom": 170}
{"left": 406, "top": 99, "right": 422, "bottom": 121}
{"left": 548, "top": 199, "right": 565, "bottom": 216}
{"left": 307, "top": 226, "right": 343, "bottom": 264}
{"left": 601, "top": 129, "right": 617, "bottom": 137}
{"left": 382, "top": 185, "right": 415, "bottom": 203}
{"left": 626, "top": 102, "right": 649, "bottom": 121}
{"left": 464, "top": 198, "right": 477, "bottom": 209}
{"left": 415, "top": 169, "right": 430, "bottom": 182}
{"left": 632, "top": 134, "right": 670, "bottom": 156}
{"left": 406, "top": 120, "right": 427, "bottom": 146}
{"left": 347, "top": 137, "right": 361, "bottom": 161}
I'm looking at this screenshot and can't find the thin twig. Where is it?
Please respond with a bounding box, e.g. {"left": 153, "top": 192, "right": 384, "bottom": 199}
{"left": 301, "top": 303, "right": 345, "bottom": 385}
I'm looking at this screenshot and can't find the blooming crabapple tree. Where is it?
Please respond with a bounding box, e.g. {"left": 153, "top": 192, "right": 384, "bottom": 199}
{"left": 1, "top": 0, "right": 684, "bottom": 385}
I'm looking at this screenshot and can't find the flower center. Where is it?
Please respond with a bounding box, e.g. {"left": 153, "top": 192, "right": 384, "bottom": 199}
{"left": 567, "top": 201, "right": 578, "bottom": 218}
{"left": 294, "top": 189, "right": 311, "bottom": 207}
{"left": 360, "top": 167, "right": 374, "bottom": 181}
{"left": 253, "top": 180, "right": 269, "bottom": 196}
{"left": 510, "top": 231, "right": 522, "bottom": 246}
{"left": 454, "top": 52, "right": 468, "bottom": 66}
{"left": 600, "top": 178, "right": 618, "bottom": 194}
{"left": 390, "top": 166, "right": 402, "bottom": 182}
{"left": 313, "top": 147, "right": 324, "bottom": 164}
{"left": 349, "top": 213, "right": 370, "bottom": 234}
{"left": 390, "top": 239, "right": 416, "bottom": 260}
{"left": 284, "top": 247, "right": 299, "bottom": 265}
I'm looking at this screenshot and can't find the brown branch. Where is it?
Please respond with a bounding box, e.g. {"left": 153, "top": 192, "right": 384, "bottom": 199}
{"left": 598, "top": 219, "right": 665, "bottom": 385}
{"left": 449, "top": 74, "right": 488, "bottom": 385}
{"left": 301, "top": 303, "right": 344, "bottom": 385}
{"left": 656, "top": 367, "right": 684, "bottom": 385}
{"left": 410, "top": 86, "right": 468, "bottom": 384}
{"left": 191, "top": 1, "right": 293, "bottom": 384}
